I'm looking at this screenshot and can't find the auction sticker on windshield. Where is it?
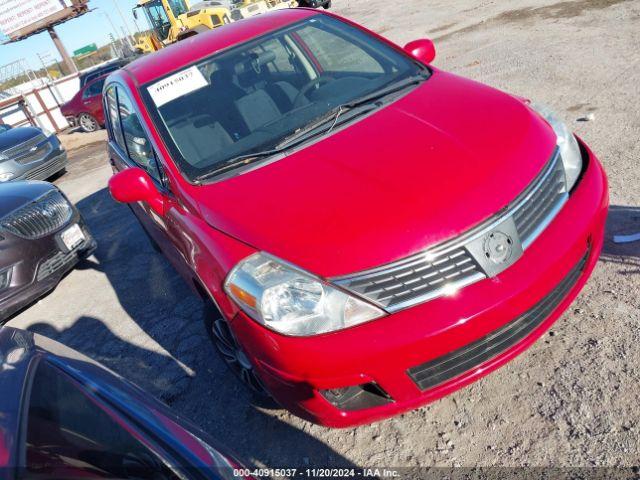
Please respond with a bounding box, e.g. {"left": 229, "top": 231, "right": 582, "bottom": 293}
{"left": 148, "top": 66, "right": 208, "bottom": 107}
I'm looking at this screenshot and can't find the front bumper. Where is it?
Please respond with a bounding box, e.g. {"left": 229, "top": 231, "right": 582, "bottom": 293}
{"left": 229, "top": 141, "right": 608, "bottom": 427}
{"left": 0, "top": 210, "right": 96, "bottom": 323}
{"left": 0, "top": 137, "right": 68, "bottom": 183}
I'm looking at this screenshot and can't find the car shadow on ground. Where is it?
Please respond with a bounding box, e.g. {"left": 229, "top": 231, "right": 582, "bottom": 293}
{"left": 600, "top": 205, "right": 640, "bottom": 274}
{"left": 38, "top": 187, "right": 357, "bottom": 468}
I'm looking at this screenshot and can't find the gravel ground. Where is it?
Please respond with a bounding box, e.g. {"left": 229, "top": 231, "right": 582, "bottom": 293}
{"left": 7, "top": 0, "right": 640, "bottom": 469}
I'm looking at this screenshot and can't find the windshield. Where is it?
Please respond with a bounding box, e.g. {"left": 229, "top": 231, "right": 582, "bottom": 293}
{"left": 142, "top": 0, "right": 171, "bottom": 40}
{"left": 167, "top": 0, "right": 189, "bottom": 16}
{"left": 143, "top": 16, "right": 428, "bottom": 181}
{"left": 0, "top": 125, "right": 11, "bottom": 134}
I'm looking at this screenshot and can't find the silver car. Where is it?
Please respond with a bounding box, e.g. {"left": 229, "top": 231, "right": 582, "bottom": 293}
{"left": 0, "top": 124, "right": 68, "bottom": 183}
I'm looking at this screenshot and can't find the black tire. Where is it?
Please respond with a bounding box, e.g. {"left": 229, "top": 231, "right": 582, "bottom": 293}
{"left": 323, "top": 0, "right": 331, "bottom": 8}
{"left": 203, "top": 302, "right": 275, "bottom": 405}
{"left": 78, "top": 113, "right": 100, "bottom": 133}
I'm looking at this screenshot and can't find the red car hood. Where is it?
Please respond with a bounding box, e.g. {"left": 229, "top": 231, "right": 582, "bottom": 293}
{"left": 192, "top": 70, "right": 557, "bottom": 278}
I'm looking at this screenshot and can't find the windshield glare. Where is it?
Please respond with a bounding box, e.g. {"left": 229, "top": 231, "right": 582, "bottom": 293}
{"left": 145, "top": 16, "right": 426, "bottom": 181}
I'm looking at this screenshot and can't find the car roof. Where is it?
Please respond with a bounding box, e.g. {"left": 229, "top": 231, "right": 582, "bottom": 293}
{"left": 122, "top": 8, "right": 319, "bottom": 86}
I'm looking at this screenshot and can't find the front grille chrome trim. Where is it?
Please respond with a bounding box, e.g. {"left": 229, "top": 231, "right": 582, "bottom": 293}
{"left": 334, "top": 148, "right": 569, "bottom": 312}
{"left": 0, "top": 190, "right": 73, "bottom": 239}
{"left": 1, "top": 134, "right": 47, "bottom": 158}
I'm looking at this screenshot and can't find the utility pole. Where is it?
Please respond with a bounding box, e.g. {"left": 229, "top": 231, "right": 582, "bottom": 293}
{"left": 47, "top": 26, "right": 77, "bottom": 74}
{"left": 102, "top": 11, "right": 124, "bottom": 51}
{"left": 36, "top": 53, "right": 53, "bottom": 82}
{"left": 111, "top": 0, "right": 136, "bottom": 39}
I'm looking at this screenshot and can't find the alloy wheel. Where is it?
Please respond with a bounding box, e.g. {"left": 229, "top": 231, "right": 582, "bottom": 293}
{"left": 79, "top": 113, "right": 98, "bottom": 133}
{"left": 211, "top": 318, "right": 268, "bottom": 395}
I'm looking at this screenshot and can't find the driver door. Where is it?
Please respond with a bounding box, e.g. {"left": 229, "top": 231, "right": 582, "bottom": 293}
{"left": 104, "top": 85, "right": 187, "bottom": 276}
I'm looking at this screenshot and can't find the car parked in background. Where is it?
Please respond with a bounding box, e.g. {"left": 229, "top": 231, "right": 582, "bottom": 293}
{"left": 0, "top": 181, "right": 96, "bottom": 323}
{"left": 104, "top": 9, "right": 608, "bottom": 427}
{"left": 61, "top": 74, "right": 108, "bottom": 133}
{"left": 297, "top": 0, "right": 330, "bottom": 8}
{"left": 79, "top": 58, "right": 131, "bottom": 88}
{"left": 0, "top": 124, "right": 67, "bottom": 183}
{"left": 0, "top": 326, "right": 248, "bottom": 478}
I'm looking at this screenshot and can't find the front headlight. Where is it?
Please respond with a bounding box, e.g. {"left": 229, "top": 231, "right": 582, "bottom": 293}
{"left": 0, "top": 172, "right": 13, "bottom": 182}
{"left": 529, "top": 102, "right": 583, "bottom": 190}
{"left": 225, "top": 253, "right": 385, "bottom": 336}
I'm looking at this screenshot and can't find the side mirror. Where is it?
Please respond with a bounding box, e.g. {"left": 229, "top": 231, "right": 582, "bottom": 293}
{"left": 108, "top": 167, "right": 165, "bottom": 216}
{"left": 404, "top": 39, "right": 436, "bottom": 65}
{"left": 133, "top": 9, "right": 138, "bottom": 20}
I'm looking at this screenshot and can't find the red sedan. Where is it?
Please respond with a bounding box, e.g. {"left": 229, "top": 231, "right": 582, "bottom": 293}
{"left": 60, "top": 74, "right": 107, "bottom": 133}
{"left": 104, "top": 9, "right": 608, "bottom": 427}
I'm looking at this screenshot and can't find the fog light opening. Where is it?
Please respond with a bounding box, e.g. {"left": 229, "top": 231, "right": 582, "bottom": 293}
{"left": 0, "top": 267, "right": 12, "bottom": 291}
{"left": 320, "top": 382, "right": 393, "bottom": 411}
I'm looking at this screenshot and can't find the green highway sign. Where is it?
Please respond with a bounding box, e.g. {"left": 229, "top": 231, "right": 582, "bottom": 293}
{"left": 73, "top": 43, "right": 98, "bottom": 57}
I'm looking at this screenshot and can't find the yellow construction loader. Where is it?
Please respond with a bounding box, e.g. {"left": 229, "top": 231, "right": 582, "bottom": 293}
{"left": 132, "top": 0, "right": 232, "bottom": 54}
{"left": 132, "top": 0, "right": 298, "bottom": 54}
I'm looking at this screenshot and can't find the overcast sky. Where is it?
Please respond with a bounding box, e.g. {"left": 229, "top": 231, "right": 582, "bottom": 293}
{"left": 1, "top": 0, "right": 142, "bottom": 70}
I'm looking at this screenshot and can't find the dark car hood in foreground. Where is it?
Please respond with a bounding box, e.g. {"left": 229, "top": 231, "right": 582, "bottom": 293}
{"left": 0, "top": 127, "right": 42, "bottom": 151}
{"left": 0, "top": 327, "right": 246, "bottom": 476}
{"left": 194, "top": 70, "right": 557, "bottom": 278}
{"left": 0, "top": 181, "right": 54, "bottom": 218}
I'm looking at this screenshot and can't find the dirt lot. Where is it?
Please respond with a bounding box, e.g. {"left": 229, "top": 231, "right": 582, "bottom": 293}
{"left": 7, "top": 0, "right": 640, "bottom": 469}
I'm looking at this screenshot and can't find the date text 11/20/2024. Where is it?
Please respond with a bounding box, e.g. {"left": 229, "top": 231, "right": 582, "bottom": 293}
{"left": 233, "top": 468, "right": 400, "bottom": 478}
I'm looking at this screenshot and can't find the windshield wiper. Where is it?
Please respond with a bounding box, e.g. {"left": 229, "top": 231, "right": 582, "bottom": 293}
{"left": 276, "top": 73, "right": 429, "bottom": 150}
{"left": 275, "top": 104, "right": 366, "bottom": 150}
{"left": 193, "top": 148, "right": 285, "bottom": 183}
{"left": 342, "top": 73, "right": 429, "bottom": 110}
{"left": 194, "top": 74, "right": 429, "bottom": 183}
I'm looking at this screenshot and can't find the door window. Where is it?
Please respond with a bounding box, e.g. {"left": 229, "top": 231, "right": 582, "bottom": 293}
{"left": 22, "top": 361, "right": 178, "bottom": 479}
{"left": 117, "top": 89, "right": 162, "bottom": 181}
{"left": 82, "top": 78, "right": 106, "bottom": 99}
{"left": 105, "top": 86, "right": 126, "bottom": 150}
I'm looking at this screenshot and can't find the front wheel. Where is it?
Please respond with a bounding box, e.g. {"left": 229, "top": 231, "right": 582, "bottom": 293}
{"left": 204, "top": 303, "right": 273, "bottom": 402}
{"left": 78, "top": 113, "right": 100, "bottom": 133}
{"left": 323, "top": 0, "right": 331, "bottom": 8}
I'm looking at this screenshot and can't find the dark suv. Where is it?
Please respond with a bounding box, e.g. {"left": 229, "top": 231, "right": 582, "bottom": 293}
{"left": 79, "top": 58, "right": 131, "bottom": 88}
{"left": 0, "top": 181, "right": 96, "bottom": 322}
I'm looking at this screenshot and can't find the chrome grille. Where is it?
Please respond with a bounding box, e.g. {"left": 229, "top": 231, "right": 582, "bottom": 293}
{"left": 0, "top": 190, "right": 73, "bottom": 239}
{"left": 335, "top": 148, "right": 571, "bottom": 312}
{"left": 513, "top": 152, "right": 567, "bottom": 247}
{"left": 14, "top": 142, "right": 53, "bottom": 165}
{"left": 338, "top": 247, "right": 484, "bottom": 311}
{"left": 1, "top": 134, "right": 46, "bottom": 158}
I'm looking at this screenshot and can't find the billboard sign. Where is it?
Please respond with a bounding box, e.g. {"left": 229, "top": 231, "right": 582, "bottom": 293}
{"left": 0, "top": 0, "right": 86, "bottom": 43}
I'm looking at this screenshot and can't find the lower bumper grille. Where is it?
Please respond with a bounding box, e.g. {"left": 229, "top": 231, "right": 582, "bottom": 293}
{"left": 22, "top": 154, "right": 67, "bottom": 181}
{"left": 37, "top": 250, "right": 79, "bottom": 282}
{"left": 407, "top": 247, "right": 589, "bottom": 391}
